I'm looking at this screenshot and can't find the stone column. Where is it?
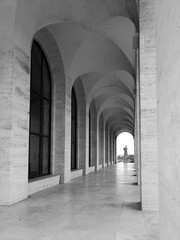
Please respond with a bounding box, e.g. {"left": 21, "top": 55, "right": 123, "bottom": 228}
{"left": 112, "top": 136, "right": 115, "bottom": 164}
{"left": 84, "top": 107, "right": 89, "bottom": 175}
{"left": 136, "top": 46, "right": 141, "bottom": 185}
{"left": 134, "top": 115, "right": 138, "bottom": 175}
{"left": 102, "top": 126, "right": 106, "bottom": 167}
{"left": 110, "top": 132, "right": 114, "bottom": 164}
{"left": 91, "top": 106, "right": 97, "bottom": 167}
{"left": 112, "top": 136, "right": 114, "bottom": 164}
{"left": 0, "top": 1, "right": 29, "bottom": 205}
{"left": 114, "top": 137, "right": 117, "bottom": 164}
{"left": 98, "top": 115, "right": 104, "bottom": 167}
{"left": 105, "top": 123, "right": 109, "bottom": 166}
{"left": 139, "top": 0, "right": 159, "bottom": 211}
{"left": 96, "top": 118, "right": 100, "bottom": 171}
{"left": 63, "top": 89, "right": 71, "bottom": 183}
{"left": 0, "top": 43, "right": 30, "bottom": 205}
{"left": 76, "top": 80, "right": 86, "bottom": 173}
{"left": 108, "top": 128, "right": 111, "bottom": 164}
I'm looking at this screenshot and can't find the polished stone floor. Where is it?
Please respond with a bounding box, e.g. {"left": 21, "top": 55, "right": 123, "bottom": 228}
{"left": 0, "top": 163, "right": 159, "bottom": 240}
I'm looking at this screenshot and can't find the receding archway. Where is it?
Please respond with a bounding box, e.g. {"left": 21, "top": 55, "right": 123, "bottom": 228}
{"left": 116, "top": 132, "right": 134, "bottom": 162}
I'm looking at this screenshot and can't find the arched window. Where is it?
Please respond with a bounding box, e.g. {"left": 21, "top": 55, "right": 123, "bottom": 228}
{"left": 71, "top": 88, "right": 77, "bottom": 170}
{"left": 29, "top": 41, "right": 51, "bottom": 179}
{"left": 89, "top": 110, "right": 92, "bottom": 167}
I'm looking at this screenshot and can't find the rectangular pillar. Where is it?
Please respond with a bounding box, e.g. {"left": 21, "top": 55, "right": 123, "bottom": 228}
{"left": 105, "top": 124, "right": 109, "bottom": 165}
{"left": 85, "top": 108, "right": 90, "bottom": 175}
{"left": 98, "top": 116, "right": 104, "bottom": 167}
{"left": 103, "top": 125, "right": 106, "bottom": 167}
{"left": 0, "top": 44, "right": 29, "bottom": 205}
{"left": 139, "top": 0, "right": 159, "bottom": 211}
{"left": 136, "top": 47, "right": 141, "bottom": 186}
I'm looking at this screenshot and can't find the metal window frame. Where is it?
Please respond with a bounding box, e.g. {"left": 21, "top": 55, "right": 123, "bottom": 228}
{"left": 28, "top": 40, "right": 52, "bottom": 179}
{"left": 71, "top": 87, "right": 78, "bottom": 170}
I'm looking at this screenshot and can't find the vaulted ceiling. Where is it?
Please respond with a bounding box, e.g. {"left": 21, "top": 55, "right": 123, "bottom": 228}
{"left": 15, "top": 0, "right": 139, "bottom": 136}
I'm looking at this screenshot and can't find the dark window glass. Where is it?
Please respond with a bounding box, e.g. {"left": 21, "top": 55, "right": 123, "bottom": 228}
{"left": 71, "top": 88, "right": 77, "bottom": 170}
{"left": 30, "top": 92, "right": 41, "bottom": 134}
{"left": 89, "top": 110, "right": 91, "bottom": 167}
{"left": 42, "top": 58, "right": 50, "bottom": 99}
{"left": 42, "top": 137, "right": 50, "bottom": 175}
{"left": 29, "top": 41, "right": 51, "bottom": 179}
{"left": 29, "top": 134, "right": 40, "bottom": 178}
{"left": 43, "top": 100, "right": 50, "bottom": 136}
{"left": 31, "top": 43, "right": 41, "bottom": 94}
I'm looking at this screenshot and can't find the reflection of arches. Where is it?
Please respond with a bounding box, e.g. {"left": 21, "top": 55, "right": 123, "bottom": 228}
{"left": 29, "top": 40, "right": 52, "bottom": 179}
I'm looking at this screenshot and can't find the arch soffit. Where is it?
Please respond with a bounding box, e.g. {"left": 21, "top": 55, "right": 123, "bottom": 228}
{"left": 102, "top": 108, "right": 134, "bottom": 124}
{"left": 115, "top": 129, "right": 134, "bottom": 138}
{"left": 87, "top": 74, "right": 134, "bottom": 105}
{"left": 14, "top": 1, "right": 137, "bottom": 79}
{"left": 108, "top": 115, "right": 134, "bottom": 128}
{"left": 80, "top": 70, "right": 135, "bottom": 104}
{"left": 13, "top": 0, "right": 138, "bottom": 137}
{"left": 33, "top": 28, "right": 66, "bottom": 94}
{"left": 97, "top": 97, "right": 134, "bottom": 119}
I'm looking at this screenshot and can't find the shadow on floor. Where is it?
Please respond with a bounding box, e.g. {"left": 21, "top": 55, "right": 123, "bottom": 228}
{"left": 122, "top": 182, "right": 138, "bottom": 185}
{"left": 123, "top": 201, "right": 141, "bottom": 211}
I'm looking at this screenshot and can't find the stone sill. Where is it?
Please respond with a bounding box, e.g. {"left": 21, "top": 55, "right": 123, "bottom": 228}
{"left": 98, "top": 164, "right": 103, "bottom": 169}
{"left": 28, "top": 175, "right": 60, "bottom": 195}
{"left": 87, "top": 166, "right": 95, "bottom": 174}
{"left": 71, "top": 169, "right": 83, "bottom": 180}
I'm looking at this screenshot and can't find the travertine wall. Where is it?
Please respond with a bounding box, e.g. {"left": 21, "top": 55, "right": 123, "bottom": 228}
{"left": 136, "top": 48, "right": 141, "bottom": 185}
{"left": 90, "top": 102, "right": 97, "bottom": 167}
{"left": 0, "top": 1, "right": 31, "bottom": 204}
{"left": 0, "top": 24, "right": 73, "bottom": 204}
{"left": 156, "top": 0, "right": 180, "bottom": 239}
{"left": 34, "top": 29, "right": 71, "bottom": 183}
{"left": 0, "top": 0, "right": 134, "bottom": 205}
{"left": 139, "top": 0, "right": 159, "bottom": 211}
{"left": 74, "top": 78, "right": 86, "bottom": 172}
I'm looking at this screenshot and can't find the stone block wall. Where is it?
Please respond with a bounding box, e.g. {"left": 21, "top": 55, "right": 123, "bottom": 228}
{"left": 156, "top": 0, "right": 180, "bottom": 238}
{"left": 139, "top": 0, "right": 159, "bottom": 211}
{"left": 90, "top": 102, "right": 97, "bottom": 167}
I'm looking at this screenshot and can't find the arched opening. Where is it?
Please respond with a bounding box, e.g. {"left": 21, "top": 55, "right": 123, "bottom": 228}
{"left": 71, "top": 87, "right": 78, "bottom": 170}
{"left": 116, "top": 132, "right": 134, "bottom": 163}
{"left": 29, "top": 40, "right": 52, "bottom": 179}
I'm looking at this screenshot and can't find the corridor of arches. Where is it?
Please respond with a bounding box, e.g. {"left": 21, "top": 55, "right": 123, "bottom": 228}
{"left": 0, "top": 0, "right": 165, "bottom": 239}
